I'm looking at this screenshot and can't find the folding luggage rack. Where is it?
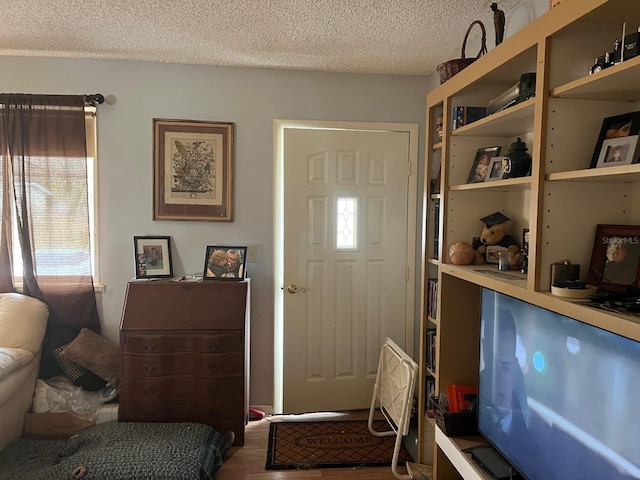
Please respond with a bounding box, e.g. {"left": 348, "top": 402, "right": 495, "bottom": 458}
{"left": 368, "top": 337, "right": 429, "bottom": 479}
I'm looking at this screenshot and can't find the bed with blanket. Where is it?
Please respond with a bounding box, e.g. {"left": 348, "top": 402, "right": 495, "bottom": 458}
{"left": 0, "top": 422, "right": 231, "bottom": 480}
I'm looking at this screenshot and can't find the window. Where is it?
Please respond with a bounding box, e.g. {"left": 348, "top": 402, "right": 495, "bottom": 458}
{"left": 336, "top": 196, "right": 358, "bottom": 249}
{"left": 4, "top": 108, "right": 98, "bottom": 282}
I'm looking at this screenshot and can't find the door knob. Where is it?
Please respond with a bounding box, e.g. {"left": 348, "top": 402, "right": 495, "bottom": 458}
{"left": 286, "top": 284, "right": 307, "bottom": 294}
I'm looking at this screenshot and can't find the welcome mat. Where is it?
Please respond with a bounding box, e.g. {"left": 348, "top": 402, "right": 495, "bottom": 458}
{"left": 265, "top": 419, "right": 412, "bottom": 470}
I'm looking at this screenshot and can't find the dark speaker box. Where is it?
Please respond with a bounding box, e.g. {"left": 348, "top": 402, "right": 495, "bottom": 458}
{"left": 470, "top": 446, "right": 523, "bottom": 480}
{"left": 517, "top": 73, "right": 536, "bottom": 103}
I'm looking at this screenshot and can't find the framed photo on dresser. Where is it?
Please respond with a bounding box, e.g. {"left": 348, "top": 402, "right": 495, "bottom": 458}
{"left": 133, "top": 236, "right": 173, "bottom": 279}
{"left": 203, "top": 246, "right": 247, "bottom": 280}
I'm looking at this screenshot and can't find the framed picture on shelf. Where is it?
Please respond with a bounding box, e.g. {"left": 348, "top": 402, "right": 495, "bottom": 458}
{"left": 203, "top": 246, "right": 247, "bottom": 280}
{"left": 467, "top": 146, "right": 501, "bottom": 183}
{"left": 435, "top": 115, "right": 443, "bottom": 141}
{"left": 133, "top": 236, "right": 173, "bottom": 279}
{"left": 522, "top": 228, "right": 530, "bottom": 255}
{"left": 153, "top": 118, "right": 234, "bottom": 221}
{"left": 485, "top": 157, "right": 505, "bottom": 182}
{"left": 595, "top": 135, "right": 639, "bottom": 168}
{"left": 587, "top": 225, "right": 640, "bottom": 292}
{"left": 430, "top": 166, "right": 441, "bottom": 194}
{"left": 589, "top": 111, "right": 640, "bottom": 168}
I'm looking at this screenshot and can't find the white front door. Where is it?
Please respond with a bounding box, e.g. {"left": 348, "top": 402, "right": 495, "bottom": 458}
{"left": 276, "top": 122, "right": 418, "bottom": 413}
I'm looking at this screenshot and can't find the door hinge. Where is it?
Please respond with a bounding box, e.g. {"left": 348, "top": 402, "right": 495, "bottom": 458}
{"left": 407, "top": 161, "right": 412, "bottom": 176}
{"left": 406, "top": 265, "right": 410, "bottom": 281}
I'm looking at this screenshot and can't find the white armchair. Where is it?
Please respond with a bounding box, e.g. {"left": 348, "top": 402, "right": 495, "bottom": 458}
{"left": 0, "top": 293, "right": 49, "bottom": 451}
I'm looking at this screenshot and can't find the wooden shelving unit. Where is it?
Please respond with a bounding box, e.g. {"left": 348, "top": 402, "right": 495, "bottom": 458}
{"left": 417, "top": 1, "right": 640, "bottom": 477}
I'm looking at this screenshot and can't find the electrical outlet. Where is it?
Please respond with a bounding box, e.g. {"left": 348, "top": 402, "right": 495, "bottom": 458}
{"left": 247, "top": 245, "right": 258, "bottom": 263}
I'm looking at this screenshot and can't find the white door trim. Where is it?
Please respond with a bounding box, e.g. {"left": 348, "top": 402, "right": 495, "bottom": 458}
{"left": 273, "top": 119, "right": 419, "bottom": 414}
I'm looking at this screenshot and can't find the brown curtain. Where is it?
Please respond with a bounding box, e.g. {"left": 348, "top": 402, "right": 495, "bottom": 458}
{"left": 0, "top": 94, "right": 100, "bottom": 333}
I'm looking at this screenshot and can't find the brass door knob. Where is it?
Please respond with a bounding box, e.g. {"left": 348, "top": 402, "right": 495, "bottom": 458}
{"left": 286, "top": 284, "right": 307, "bottom": 294}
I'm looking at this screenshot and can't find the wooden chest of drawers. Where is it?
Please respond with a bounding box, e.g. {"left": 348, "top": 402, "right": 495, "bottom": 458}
{"left": 118, "top": 280, "right": 249, "bottom": 445}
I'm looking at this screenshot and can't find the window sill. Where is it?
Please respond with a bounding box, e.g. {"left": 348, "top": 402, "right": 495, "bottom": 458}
{"left": 15, "top": 281, "right": 105, "bottom": 294}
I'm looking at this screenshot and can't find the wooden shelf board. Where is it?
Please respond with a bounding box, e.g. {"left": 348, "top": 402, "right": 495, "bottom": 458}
{"left": 436, "top": 427, "right": 490, "bottom": 480}
{"left": 427, "top": 258, "right": 441, "bottom": 266}
{"left": 450, "top": 176, "right": 532, "bottom": 191}
{"left": 547, "top": 164, "right": 640, "bottom": 182}
{"left": 535, "top": 292, "right": 640, "bottom": 340}
{"left": 433, "top": 142, "right": 443, "bottom": 151}
{"left": 551, "top": 56, "right": 640, "bottom": 102}
{"left": 580, "top": 0, "right": 640, "bottom": 24}
{"left": 440, "top": 264, "right": 528, "bottom": 294}
{"left": 450, "top": 99, "right": 535, "bottom": 138}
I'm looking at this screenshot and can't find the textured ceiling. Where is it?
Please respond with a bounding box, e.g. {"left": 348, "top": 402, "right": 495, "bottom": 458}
{"left": 0, "top": 0, "right": 526, "bottom": 76}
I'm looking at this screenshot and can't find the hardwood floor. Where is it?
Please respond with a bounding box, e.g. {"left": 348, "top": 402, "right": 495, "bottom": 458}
{"left": 216, "top": 413, "right": 402, "bottom": 480}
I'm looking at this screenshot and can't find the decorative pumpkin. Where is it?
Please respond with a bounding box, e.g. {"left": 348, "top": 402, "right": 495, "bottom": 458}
{"left": 448, "top": 241, "right": 476, "bottom": 265}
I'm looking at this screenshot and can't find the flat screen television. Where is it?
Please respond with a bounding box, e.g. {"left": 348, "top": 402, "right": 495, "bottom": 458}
{"left": 477, "top": 288, "right": 640, "bottom": 480}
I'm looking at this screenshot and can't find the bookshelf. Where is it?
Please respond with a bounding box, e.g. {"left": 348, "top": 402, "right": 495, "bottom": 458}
{"left": 417, "top": 1, "right": 640, "bottom": 478}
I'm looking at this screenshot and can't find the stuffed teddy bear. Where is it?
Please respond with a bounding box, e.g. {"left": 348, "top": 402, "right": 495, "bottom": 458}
{"left": 472, "top": 212, "right": 520, "bottom": 266}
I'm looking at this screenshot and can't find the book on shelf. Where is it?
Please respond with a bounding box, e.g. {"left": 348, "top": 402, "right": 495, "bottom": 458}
{"left": 426, "top": 328, "right": 437, "bottom": 373}
{"left": 427, "top": 278, "right": 438, "bottom": 320}
{"left": 424, "top": 376, "right": 436, "bottom": 412}
{"left": 433, "top": 200, "right": 440, "bottom": 260}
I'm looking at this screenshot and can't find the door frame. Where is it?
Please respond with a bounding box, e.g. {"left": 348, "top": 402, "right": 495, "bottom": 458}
{"left": 273, "top": 119, "right": 419, "bottom": 414}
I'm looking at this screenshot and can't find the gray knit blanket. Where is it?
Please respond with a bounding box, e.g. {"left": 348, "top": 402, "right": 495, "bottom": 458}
{"left": 0, "top": 422, "right": 229, "bottom": 480}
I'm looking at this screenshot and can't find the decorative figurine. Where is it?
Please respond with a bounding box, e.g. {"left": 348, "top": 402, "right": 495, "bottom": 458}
{"left": 491, "top": 2, "right": 505, "bottom": 46}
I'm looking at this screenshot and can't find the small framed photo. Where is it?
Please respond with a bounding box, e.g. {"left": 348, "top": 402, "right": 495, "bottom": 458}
{"left": 133, "top": 236, "right": 173, "bottom": 279}
{"left": 522, "top": 228, "right": 530, "bottom": 255}
{"left": 595, "top": 135, "right": 639, "bottom": 168}
{"left": 587, "top": 225, "right": 640, "bottom": 292}
{"left": 485, "top": 157, "right": 505, "bottom": 181}
{"left": 467, "top": 146, "right": 501, "bottom": 183}
{"left": 589, "top": 111, "right": 640, "bottom": 168}
{"left": 203, "top": 246, "right": 247, "bottom": 280}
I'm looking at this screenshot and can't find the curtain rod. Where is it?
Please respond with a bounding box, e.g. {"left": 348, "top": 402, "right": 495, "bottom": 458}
{"left": 83, "top": 94, "right": 104, "bottom": 106}
{"left": 0, "top": 93, "right": 105, "bottom": 106}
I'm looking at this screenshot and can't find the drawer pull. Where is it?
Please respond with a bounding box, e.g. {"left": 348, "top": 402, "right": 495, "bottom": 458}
{"left": 143, "top": 343, "right": 157, "bottom": 351}
{"left": 143, "top": 411, "right": 156, "bottom": 419}
{"left": 207, "top": 344, "right": 219, "bottom": 352}
{"left": 207, "top": 387, "right": 220, "bottom": 396}
{"left": 144, "top": 365, "right": 157, "bottom": 372}
{"left": 143, "top": 389, "right": 156, "bottom": 396}
{"left": 208, "top": 365, "right": 220, "bottom": 372}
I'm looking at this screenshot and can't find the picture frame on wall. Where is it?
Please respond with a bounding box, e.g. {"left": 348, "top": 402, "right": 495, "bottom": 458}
{"left": 589, "top": 111, "right": 640, "bottom": 168}
{"left": 467, "top": 146, "right": 501, "bottom": 183}
{"left": 203, "top": 246, "right": 247, "bottom": 280}
{"left": 595, "top": 135, "right": 639, "bottom": 168}
{"left": 153, "top": 118, "right": 234, "bottom": 221}
{"left": 587, "top": 224, "right": 640, "bottom": 292}
{"left": 133, "top": 235, "right": 173, "bottom": 279}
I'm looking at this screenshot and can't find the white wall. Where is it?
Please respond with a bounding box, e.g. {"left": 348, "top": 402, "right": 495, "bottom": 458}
{"left": 0, "top": 0, "right": 545, "bottom": 408}
{"left": 0, "top": 57, "right": 430, "bottom": 406}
